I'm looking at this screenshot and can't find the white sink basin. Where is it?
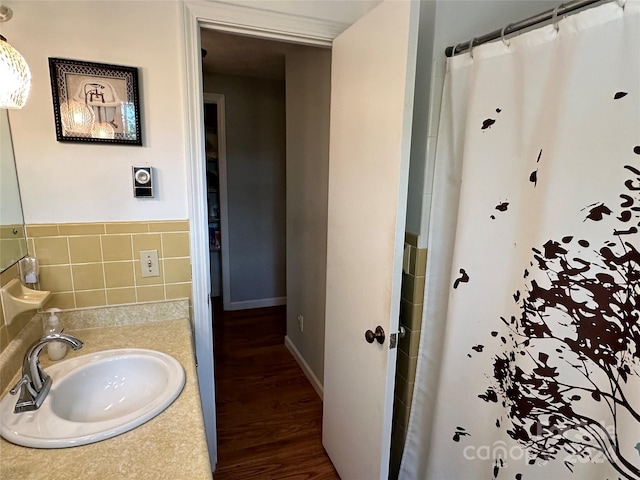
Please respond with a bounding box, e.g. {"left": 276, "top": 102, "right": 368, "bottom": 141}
{"left": 0, "top": 348, "right": 185, "bottom": 448}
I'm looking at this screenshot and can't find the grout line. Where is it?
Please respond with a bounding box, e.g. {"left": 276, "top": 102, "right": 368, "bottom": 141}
{"left": 99, "top": 235, "right": 107, "bottom": 296}
{"left": 64, "top": 236, "right": 77, "bottom": 309}
{"left": 130, "top": 234, "right": 139, "bottom": 304}
{"left": 160, "top": 233, "right": 167, "bottom": 301}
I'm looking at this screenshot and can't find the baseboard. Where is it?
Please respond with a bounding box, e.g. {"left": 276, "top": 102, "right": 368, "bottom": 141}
{"left": 224, "top": 296, "right": 286, "bottom": 311}
{"left": 284, "top": 335, "right": 324, "bottom": 400}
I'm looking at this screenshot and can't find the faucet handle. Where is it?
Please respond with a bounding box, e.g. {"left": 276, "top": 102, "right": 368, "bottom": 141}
{"left": 10, "top": 375, "right": 30, "bottom": 395}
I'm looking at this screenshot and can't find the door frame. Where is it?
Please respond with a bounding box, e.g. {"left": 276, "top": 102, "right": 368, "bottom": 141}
{"left": 182, "top": 1, "right": 348, "bottom": 467}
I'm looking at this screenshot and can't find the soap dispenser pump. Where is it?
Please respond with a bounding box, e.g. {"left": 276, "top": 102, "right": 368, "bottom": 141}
{"left": 44, "top": 308, "right": 67, "bottom": 361}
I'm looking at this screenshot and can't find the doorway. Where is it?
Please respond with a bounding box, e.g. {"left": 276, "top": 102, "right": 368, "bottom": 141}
{"left": 183, "top": 3, "right": 409, "bottom": 473}
{"left": 201, "top": 31, "right": 288, "bottom": 312}
{"left": 200, "top": 27, "right": 333, "bottom": 473}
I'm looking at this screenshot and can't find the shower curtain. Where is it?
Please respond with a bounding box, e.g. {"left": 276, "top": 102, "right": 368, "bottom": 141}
{"left": 401, "top": 1, "right": 639, "bottom": 479}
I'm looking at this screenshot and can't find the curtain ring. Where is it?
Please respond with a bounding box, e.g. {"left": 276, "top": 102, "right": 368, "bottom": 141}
{"left": 501, "top": 24, "right": 512, "bottom": 47}
{"left": 469, "top": 38, "right": 476, "bottom": 59}
{"left": 552, "top": 5, "right": 561, "bottom": 32}
{"left": 453, "top": 42, "right": 464, "bottom": 56}
{"left": 617, "top": 0, "right": 626, "bottom": 9}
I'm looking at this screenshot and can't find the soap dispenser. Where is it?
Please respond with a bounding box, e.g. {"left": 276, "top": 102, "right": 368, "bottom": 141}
{"left": 44, "top": 308, "right": 67, "bottom": 361}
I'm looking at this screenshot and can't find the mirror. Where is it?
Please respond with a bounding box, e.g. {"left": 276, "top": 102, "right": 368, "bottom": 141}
{"left": 0, "top": 109, "right": 28, "bottom": 272}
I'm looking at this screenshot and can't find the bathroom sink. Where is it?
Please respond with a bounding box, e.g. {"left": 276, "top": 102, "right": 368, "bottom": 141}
{"left": 0, "top": 349, "right": 185, "bottom": 448}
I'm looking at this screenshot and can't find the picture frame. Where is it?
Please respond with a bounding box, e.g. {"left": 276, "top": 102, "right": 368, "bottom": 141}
{"left": 48, "top": 58, "right": 142, "bottom": 145}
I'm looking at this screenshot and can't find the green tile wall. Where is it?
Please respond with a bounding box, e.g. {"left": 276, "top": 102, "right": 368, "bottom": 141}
{"left": 389, "top": 231, "right": 426, "bottom": 479}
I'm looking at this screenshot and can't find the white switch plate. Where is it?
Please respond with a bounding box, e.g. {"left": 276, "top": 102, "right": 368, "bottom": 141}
{"left": 140, "top": 250, "right": 160, "bottom": 277}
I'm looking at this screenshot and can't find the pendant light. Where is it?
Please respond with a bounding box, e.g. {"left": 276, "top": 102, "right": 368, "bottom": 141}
{"left": 0, "top": 6, "right": 31, "bottom": 109}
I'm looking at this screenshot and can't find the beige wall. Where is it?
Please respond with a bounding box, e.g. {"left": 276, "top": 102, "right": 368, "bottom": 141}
{"left": 2, "top": 1, "right": 187, "bottom": 224}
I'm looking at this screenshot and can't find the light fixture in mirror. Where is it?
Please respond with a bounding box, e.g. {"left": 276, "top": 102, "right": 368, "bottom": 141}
{"left": 90, "top": 122, "right": 116, "bottom": 139}
{"left": 60, "top": 100, "right": 94, "bottom": 135}
{"left": 0, "top": 109, "right": 28, "bottom": 272}
{"left": 0, "top": 6, "right": 31, "bottom": 109}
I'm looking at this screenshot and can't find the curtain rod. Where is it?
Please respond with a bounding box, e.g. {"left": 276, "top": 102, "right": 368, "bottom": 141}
{"left": 445, "top": 0, "right": 613, "bottom": 57}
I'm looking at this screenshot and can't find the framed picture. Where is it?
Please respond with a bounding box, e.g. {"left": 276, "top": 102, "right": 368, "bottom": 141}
{"left": 48, "top": 58, "right": 142, "bottom": 145}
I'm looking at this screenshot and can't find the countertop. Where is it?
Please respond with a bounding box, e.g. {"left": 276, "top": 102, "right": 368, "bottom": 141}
{"left": 0, "top": 317, "right": 213, "bottom": 480}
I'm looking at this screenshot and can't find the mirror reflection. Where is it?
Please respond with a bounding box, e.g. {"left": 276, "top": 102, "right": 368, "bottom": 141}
{"left": 1, "top": 109, "right": 28, "bottom": 272}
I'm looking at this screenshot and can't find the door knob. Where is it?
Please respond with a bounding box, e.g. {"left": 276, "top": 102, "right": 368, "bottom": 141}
{"left": 365, "top": 326, "right": 385, "bottom": 344}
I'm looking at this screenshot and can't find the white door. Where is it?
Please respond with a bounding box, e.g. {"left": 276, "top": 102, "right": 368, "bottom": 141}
{"left": 322, "top": 1, "right": 419, "bottom": 479}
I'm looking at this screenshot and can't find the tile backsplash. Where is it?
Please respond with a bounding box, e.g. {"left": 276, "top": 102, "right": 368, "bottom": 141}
{"left": 0, "top": 221, "right": 192, "bottom": 355}
{"left": 26, "top": 221, "right": 192, "bottom": 310}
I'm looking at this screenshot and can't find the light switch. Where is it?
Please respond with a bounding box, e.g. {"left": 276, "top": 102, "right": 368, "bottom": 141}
{"left": 140, "top": 250, "right": 159, "bottom": 277}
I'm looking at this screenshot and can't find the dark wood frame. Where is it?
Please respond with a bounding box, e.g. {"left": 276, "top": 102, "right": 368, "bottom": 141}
{"left": 48, "top": 58, "right": 142, "bottom": 145}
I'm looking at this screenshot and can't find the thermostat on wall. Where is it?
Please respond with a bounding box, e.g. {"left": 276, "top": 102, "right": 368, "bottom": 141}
{"left": 133, "top": 166, "right": 153, "bottom": 198}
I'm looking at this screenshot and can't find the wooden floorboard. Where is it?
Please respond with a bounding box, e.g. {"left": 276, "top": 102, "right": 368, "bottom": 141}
{"left": 212, "top": 301, "right": 340, "bottom": 480}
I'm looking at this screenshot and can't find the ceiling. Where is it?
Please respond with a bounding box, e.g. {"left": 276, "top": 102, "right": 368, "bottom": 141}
{"left": 200, "top": 29, "right": 318, "bottom": 80}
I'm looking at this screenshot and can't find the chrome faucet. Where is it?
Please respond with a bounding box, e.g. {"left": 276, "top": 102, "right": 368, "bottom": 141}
{"left": 9, "top": 333, "right": 83, "bottom": 413}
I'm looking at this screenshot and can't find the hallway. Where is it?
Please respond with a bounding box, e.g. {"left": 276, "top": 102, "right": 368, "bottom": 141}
{"left": 212, "top": 302, "right": 339, "bottom": 479}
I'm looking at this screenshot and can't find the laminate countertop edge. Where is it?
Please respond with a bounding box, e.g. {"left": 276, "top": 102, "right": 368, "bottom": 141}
{"left": 0, "top": 318, "right": 213, "bottom": 480}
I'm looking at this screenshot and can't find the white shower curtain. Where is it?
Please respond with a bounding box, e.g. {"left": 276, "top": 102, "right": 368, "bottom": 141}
{"left": 401, "top": 1, "right": 640, "bottom": 479}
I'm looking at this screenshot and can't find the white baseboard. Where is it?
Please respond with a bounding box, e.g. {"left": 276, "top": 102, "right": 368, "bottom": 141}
{"left": 284, "top": 335, "right": 323, "bottom": 400}
{"left": 224, "top": 296, "right": 286, "bottom": 311}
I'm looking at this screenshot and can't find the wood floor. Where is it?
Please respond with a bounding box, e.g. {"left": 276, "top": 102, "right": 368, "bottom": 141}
{"left": 212, "top": 301, "right": 340, "bottom": 480}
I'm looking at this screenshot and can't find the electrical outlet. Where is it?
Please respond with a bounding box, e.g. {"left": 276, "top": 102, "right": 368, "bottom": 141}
{"left": 140, "top": 250, "right": 159, "bottom": 277}
{"left": 297, "top": 314, "right": 304, "bottom": 332}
